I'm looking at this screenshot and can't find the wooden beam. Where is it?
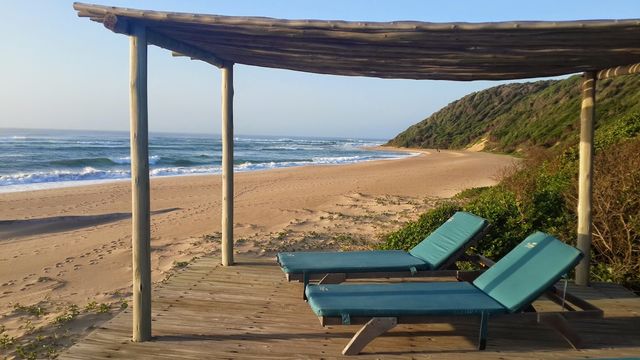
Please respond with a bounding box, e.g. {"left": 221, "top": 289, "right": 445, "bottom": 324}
{"left": 129, "top": 23, "right": 152, "bottom": 342}
{"left": 221, "top": 64, "right": 234, "bottom": 266}
{"left": 170, "top": 50, "right": 225, "bottom": 68}
{"left": 597, "top": 62, "right": 640, "bottom": 79}
{"left": 576, "top": 71, "right": 596, "bottom": 287}
{"left": 97, "top": 13, "right": 225, "bottom": 68}
{"left": 72, "top": 3, "right": 640, "bottom": 32}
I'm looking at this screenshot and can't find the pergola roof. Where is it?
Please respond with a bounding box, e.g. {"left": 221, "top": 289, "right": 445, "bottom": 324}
{"left": 74, "top": 3, "right": 640, "bottom": 81}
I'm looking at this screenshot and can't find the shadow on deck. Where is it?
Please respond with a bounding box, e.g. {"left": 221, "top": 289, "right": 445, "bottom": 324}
{"left": 61, "top": 256, "right": 640, "bottom": 359}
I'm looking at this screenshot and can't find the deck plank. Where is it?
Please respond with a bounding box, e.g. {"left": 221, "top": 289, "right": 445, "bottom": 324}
{"left": 62, "top": 255, "right": 640, "bottom": 359}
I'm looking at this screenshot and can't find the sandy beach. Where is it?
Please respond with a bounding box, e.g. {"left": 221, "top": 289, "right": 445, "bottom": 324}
{"left": 0, "top": 149, "right": 514, "bottom": 350}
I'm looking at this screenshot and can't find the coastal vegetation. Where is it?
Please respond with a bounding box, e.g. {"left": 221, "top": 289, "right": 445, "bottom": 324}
{"left": 387, "top": 74, "right": 640, "bottom": 154}
{"left": 2, "top": 298, "right": 125, "bottom": 359}
{"left": 383, "top": 77, "right": 640, "bottom": 290}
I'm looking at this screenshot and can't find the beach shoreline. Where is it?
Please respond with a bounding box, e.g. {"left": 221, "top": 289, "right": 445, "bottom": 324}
{"left": 0, "top": 148, "right": 515, "bottom": 355}
{"left": 0, "top": 144, "right": 419, "bottom": 195}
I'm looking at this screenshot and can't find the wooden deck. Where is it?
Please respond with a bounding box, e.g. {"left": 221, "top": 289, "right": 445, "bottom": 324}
{"left": 62, "top": 255, "right": 640, "bottom": 359}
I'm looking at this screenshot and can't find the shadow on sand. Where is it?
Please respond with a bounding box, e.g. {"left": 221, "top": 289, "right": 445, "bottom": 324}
{"left": 0, "top": 208, "right": 180, "bottom": 240}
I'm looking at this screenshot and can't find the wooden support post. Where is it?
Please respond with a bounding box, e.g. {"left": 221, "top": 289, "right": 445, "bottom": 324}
{"left": 576, "top": 71, "right": 596, "bottom": 286}
{"left": 342, "top": 317, "right": 397, "bottom": 355}
{"left": 221, "top": 63, "right": 234, "bottom": 266}
{"left": 129, "top": 24, "right": 152, "bottom": 342}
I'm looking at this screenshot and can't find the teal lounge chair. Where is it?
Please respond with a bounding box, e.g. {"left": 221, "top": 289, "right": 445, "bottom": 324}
{"left": 277, "top": 212, "right": 490, "bottom": 287}
{"left": 305, "top": 232, "right": 603, "bottom": 355}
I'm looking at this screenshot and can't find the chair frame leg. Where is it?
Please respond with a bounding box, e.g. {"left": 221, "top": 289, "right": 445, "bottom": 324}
{"left": 538, "top": 313, "right": 584, "bottom": 349}
{"left": 318, "top": 273, "right": 347, "bottom": 284}
{"left": 302, "top": 272, "right": 309, "bottom": 300}
{"left": 478, "top": 312, "right": 489, "bottom": 350}
{"left": 342, "top": 317, "right": 397, "bottom": 356}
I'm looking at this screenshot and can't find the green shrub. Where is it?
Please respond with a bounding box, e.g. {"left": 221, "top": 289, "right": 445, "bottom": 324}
{"left": 562, "top": 111, "right": 640, "bottom": 162}
{"left": 381, "top": 150, "right": 576, "bottom": 261}
{"left": 570, "top": 138, "right": 640, "bottom": 289}
{"left": 454, "top": 186, "right": 490, "bottom": 199}
{"left": 462, "top": 186, "right": 528, "bottom": 259}
{"left": 173, "top": 261, "right": 189, "bottom": 268}
{"left": 53, "top": 304, "right": 80, "bottom": 326}
{"left": 380, "top": 164, "right": 575, "bottom": 261}
{"left": 594, "top": 112, "right": 640, "bottom": 150}
{"left": 97, "top": 303, "right": 111, "bottom": 314}
{"left": 13, "top": 303, "right": 47, "bottom": 317}
{"left": 379, "top": 202, "right": 460, "bottom": 251}
{"left": 1, "top": 325, "right": 15, "bottom": 350}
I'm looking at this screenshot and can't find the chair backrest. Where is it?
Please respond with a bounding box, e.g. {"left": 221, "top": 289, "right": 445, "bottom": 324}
{"left": 409, "top": 211, "right": 488, "bottom": 269}
{"left": 473, "top": 231, "right": 583, "bottom": 312}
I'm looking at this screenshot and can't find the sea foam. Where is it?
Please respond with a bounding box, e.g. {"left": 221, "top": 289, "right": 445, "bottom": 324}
{"left": 0, "top": 131, "right": 412, "bottom": 192}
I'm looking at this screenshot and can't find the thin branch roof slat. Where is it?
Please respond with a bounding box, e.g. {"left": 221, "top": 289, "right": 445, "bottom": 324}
{"left": 74, "top": 2, "right": 640, "bottom": 80}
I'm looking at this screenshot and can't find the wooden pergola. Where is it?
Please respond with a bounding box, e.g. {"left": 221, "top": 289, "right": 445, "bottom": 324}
{"left": 73, "top": 2, "right": 640, "bottom": 342}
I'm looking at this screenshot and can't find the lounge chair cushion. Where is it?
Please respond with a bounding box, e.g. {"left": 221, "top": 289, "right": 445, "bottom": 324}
{"left": 306, "top": 282, "right": 507, "bottom": 317}
{"left": 409, "top": 211, "right": 488, "bottom": 269}
{"left": 277, "top": 250, "right": 430, "bottom": 274}
{"left": 473, "top": 231, "right": 583, "bottom": 313}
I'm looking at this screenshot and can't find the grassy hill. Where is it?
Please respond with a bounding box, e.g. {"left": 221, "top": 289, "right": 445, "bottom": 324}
{"left": 388, "top": 74, "right": 640, "bottom": 153}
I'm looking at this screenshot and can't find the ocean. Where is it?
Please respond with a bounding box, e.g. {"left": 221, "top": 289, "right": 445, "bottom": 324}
{"left": 0, "top": 128, "right": 415, "bottom": 193}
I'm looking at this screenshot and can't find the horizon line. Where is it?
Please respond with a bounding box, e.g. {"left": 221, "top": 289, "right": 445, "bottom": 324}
{"left": 0, "top": 127, "right": 392, "bottom": 141}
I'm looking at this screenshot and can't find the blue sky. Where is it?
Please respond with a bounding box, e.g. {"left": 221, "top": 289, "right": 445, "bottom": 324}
{"left": 1, "top": 1, "right": 639, "bottom": 139}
